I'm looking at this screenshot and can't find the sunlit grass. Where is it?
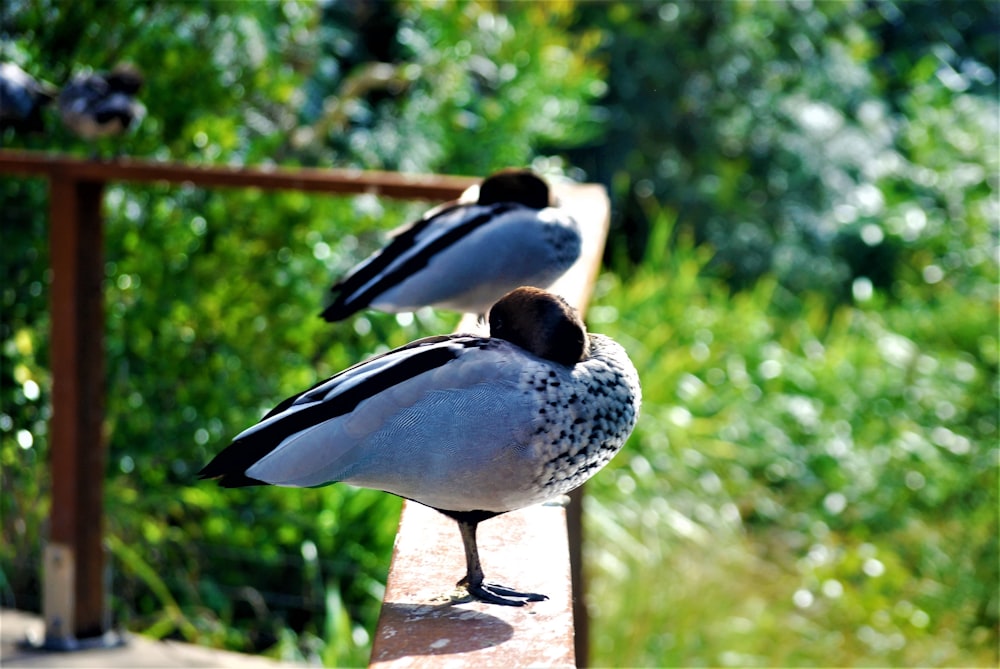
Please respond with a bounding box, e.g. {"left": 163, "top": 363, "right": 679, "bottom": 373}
{"left": 583, "top": 217, "right": 998, "bottom": 667}
{"left": 587, "top": 497, "right": 997, "bottom": 667}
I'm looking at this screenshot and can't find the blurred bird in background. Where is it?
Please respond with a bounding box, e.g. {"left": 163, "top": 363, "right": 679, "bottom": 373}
{"left": 321, "top": 169, "right": 582, "bottom": 322}
{"left": 58, "top": 64, "right": 145, "bottom": 141}
{"left": 0, "top": 62, "right": 57, "bottom": 135}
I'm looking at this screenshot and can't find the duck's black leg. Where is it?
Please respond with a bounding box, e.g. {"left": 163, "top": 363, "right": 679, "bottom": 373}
{"left": 455, "top": 518, "right": 548, "bottom": 606}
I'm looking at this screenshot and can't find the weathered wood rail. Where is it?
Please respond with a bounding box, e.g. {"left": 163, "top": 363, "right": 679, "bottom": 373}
{"left": 0, "top": 149, "right": 608, "bottom": 666}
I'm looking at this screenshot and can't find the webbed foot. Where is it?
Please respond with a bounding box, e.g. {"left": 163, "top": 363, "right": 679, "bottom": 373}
{"left": 460, "top": 578, "right": 548, "bottom": 606}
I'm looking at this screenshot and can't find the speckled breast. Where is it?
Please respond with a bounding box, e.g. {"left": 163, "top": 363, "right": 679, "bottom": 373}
{"left": 524, "top": 333, "right": 641, "bottom": 500}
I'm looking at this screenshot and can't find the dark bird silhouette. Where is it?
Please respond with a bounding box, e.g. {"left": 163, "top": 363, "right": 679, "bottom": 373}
{"left": 58, "top": 65, "right": 145, "bottom": 140}
{"left": 0, "top": 63, "right": 57, "bottom": 134}
{"left": 200, "top": 287, "right": 641, "bottom": 605}
{"left": 321, "top": 169, "right": 582, "bottom": 322}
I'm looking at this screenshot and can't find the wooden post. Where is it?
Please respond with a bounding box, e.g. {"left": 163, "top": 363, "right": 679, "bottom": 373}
{"left": 44, "top": 175, "right": 115, "bottom": 647}
{"left": 567, "top": 487, "right": 588, "bottom": 667}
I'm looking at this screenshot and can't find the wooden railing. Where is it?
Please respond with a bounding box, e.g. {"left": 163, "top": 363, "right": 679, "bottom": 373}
{"left": 0, "top": 149, "right": 608, "bottom": 665}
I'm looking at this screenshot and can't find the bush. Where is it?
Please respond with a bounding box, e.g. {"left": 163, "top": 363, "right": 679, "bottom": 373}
{"left": 584, "top": 212, "right": 997, "bottom": 667}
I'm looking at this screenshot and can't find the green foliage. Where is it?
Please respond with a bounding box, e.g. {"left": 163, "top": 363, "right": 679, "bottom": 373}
{"left": 585, "top": 212, "right": 997, "bottom": 667}
{"left": 1, "top": 1, "right": 996, "bottom": 667}
{"left": 292, "top": 0, "right": 606, "bottom": 174}
{"left": 573, "top": 0, "right": 998, "bottom": 301}
{"left": 569, "top": 10, "right": 1000, "bottom": 660}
